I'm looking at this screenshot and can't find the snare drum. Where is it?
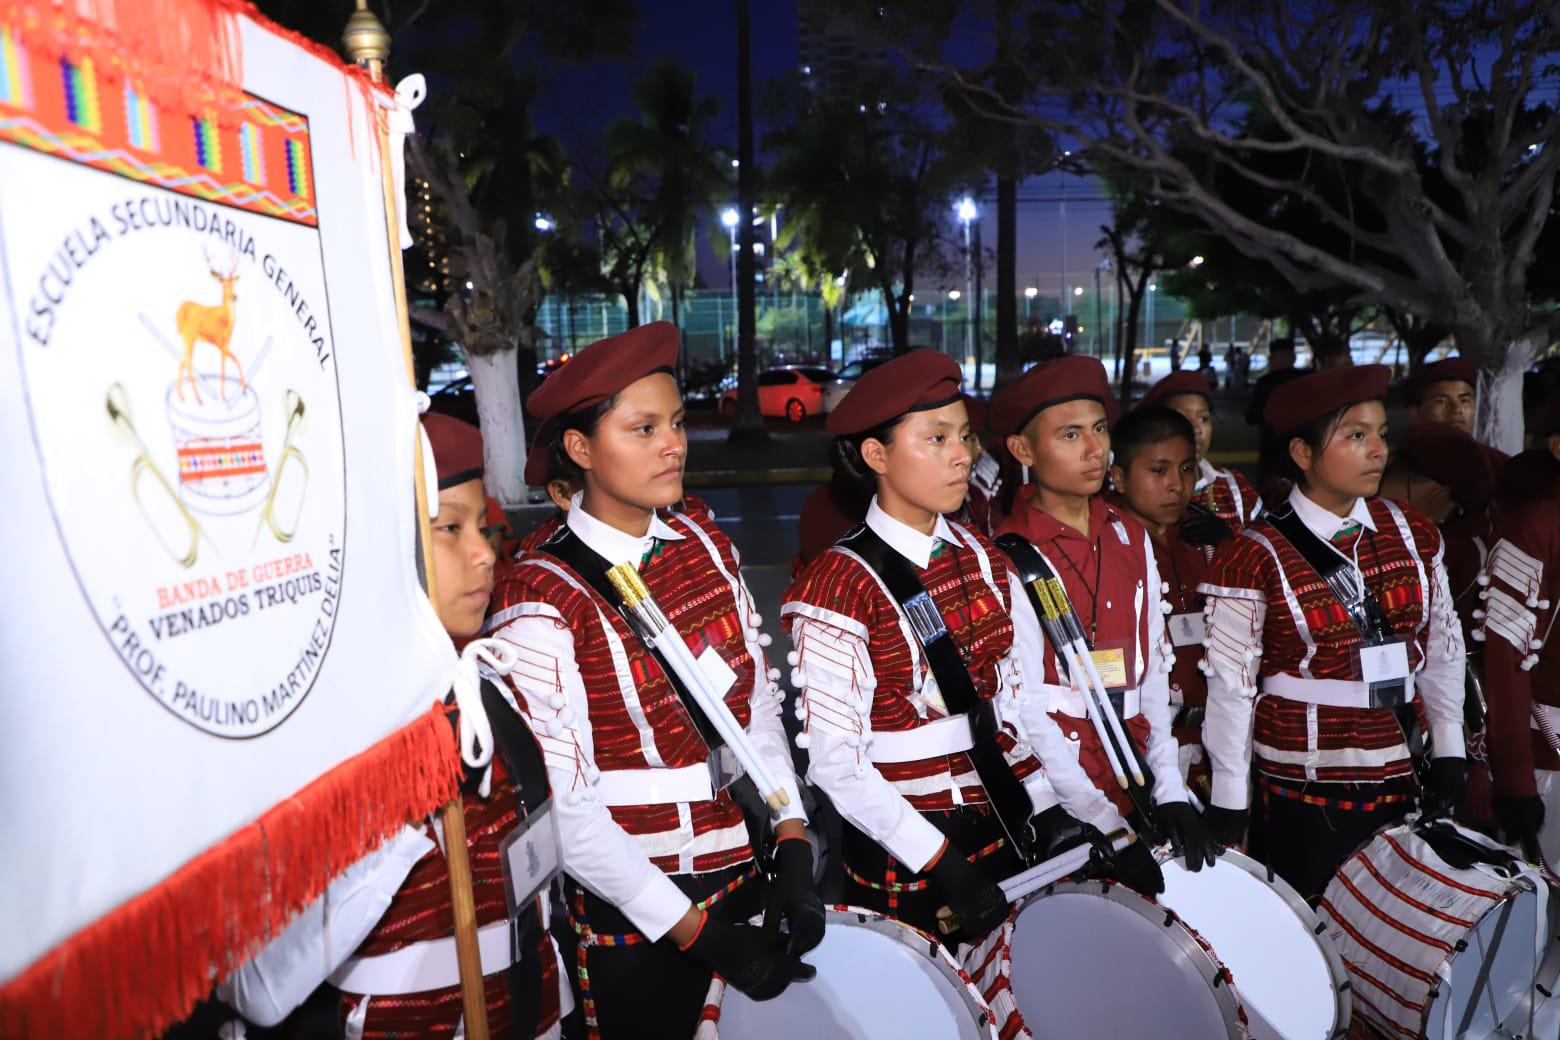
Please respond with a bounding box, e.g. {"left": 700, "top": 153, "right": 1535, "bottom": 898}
{"left": 697, "top": 907, "right": 997, "bottom": 1039}
{"left": 963, "top": 876, "right": 1249, "bottom": 1039}
{"left": 1319, "top": 817, "right": 1555, "bottom": 1040}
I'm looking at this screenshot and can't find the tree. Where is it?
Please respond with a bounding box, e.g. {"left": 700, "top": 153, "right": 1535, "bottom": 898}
{"left": 599, "top": 60, "right": 729, "bottom": 332}
{"left": 766, "top": 67, "right": 968, "bottom": 355}
{"left": 1095, "top": 192, "right": 1162, "bottom": 402}
{"left": 909, "top": 0, "right": 1559, "bottom": 452}
{"left": 253, "top": 0, "right": 637, "bottom": 504}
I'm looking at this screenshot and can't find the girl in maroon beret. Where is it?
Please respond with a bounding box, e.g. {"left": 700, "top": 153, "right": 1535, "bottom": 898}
{"left": 782, "top": 350, "right": 1055, "bottom": 946}
{"left": 482, "top": 324, "right": 821, "bottom": 1038}
{"left": 1200, "top": 366, "right": 1467, "bottom": 899}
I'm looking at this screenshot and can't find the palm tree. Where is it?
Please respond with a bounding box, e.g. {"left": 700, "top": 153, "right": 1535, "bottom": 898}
{"left": 602, "top": 60, "right": 728, "bottom": 331}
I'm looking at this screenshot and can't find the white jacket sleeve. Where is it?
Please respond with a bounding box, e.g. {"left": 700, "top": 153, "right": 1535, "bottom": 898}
{"left": 1006, "top": 571, "right": 1130, "bottom": 836}
{"left": 1139, "top": 541, "right": 1189, "bottom": 806}
{"left": 1199, "top": 591, "right": 1268, "bottom": 811}
{"left": 491, "top": 610, "right": 693, "bottom": 941}
{"left": 1419, "top": 543, "right": 1468, "bottom": 759}
{"left": 789, "top": 614, "right": 947, "bottom": 871}
{"left": 732, "top": 572, "right": 806, "bottom": 824}
{"left": 216, "top": 825, "right": 434, "bottom": 1026}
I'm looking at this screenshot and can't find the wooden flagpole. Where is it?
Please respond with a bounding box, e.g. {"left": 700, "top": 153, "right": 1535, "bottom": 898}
{"left": 342, "top": 5, "right": 491, "bottom": 1038}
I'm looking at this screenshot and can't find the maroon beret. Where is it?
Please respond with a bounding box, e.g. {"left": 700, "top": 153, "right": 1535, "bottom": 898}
{"left": 1139, "top": 369, "right": 1213, "bottom": 409}
{"left": 1395, "top": 421, "right": 1495, "bottom": 506}
{"left": 1531, "top": 395, "right": 1560, "bottom": 438}
{"left": 826, "top": 349, "right": 964, "bottom": 435}
{"left": 422, "top": 412, "right": 484, "bottom": 489}
{"left": 1264, "top": 364, "right": 1390, "bottom": 433}
{"left": 523, "top": 415, "right": 559, "bottom": 486}
{"left": 528, "top": 321, "right": 680, "bottom": 419}
{"left": 962, "top": 393, "right": 988, "bottom": 435}
{"left": 1408, "top": 357, "right": 1478, "bottom": 403}
{"left": 989, "top": 355, "right": 1119, "bottom": 438}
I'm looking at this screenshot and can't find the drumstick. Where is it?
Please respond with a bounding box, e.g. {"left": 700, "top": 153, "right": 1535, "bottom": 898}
{"left": 139, "top": 313, "right": 223, "bottom": 399}
{"left": 938, "top": 828, "right": 1138, "bottom": 933}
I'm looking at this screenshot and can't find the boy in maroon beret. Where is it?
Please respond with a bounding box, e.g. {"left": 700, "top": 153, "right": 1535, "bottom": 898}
{"left": 482, "top": 323, "right": 821, "bottom": 1037}
{"left": 1200, "top": 366, "right": 1467, "bottom": 899}
{"left": 1408, "top": 356, "right": 1480, "bottom": 435}
{"left": 991, "top": 355, "right": 1210, "bottom": 898}
{"left": 1475, "top": 397, "right": 1560, "bottom": 869}
{"left": 1139, "top": 369, "right": 1262, "bottom": 528}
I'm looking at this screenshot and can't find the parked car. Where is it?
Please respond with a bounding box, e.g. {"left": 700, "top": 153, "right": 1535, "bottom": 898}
{"left": 719, "top": 366, "right": 834, "bottom": 421}
{"left": 821, "top": 355, "right": 893, "bottom": 413}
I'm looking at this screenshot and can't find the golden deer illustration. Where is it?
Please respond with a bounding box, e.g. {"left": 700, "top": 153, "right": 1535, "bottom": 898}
{"left": 174, "top": 249, "right": 245, "bottom": 403}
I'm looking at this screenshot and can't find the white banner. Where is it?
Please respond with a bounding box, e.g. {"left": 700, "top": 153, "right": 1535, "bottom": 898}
{"left": 0, "top": 10, "right": 457, "bottom": 1036}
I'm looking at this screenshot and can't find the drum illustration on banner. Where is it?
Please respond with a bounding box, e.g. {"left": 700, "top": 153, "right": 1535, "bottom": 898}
{"left": 1, "top": 87, "right": 345, "bottom": 740}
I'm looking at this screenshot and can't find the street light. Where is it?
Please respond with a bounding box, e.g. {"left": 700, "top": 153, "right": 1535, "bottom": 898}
{"left": 955, "top": 196, "right": 978, "bottom": 387}
{"left": 1024, "top": 284, "right": 1038, "bottom": 321}
{"left": 948, "top": 290, "right": 961, "bottom": 300}
{"left": 721, "top": 207, "right": 740, "bottom": 362}
{"left": 533, "top": 214, "right": 554, "bottom": 233}
{"left": 1073, "top": 286, "right": 1084, "bottom": 297}
{"left": 1189, "top": 255, "right": 1205, "bottom": 268}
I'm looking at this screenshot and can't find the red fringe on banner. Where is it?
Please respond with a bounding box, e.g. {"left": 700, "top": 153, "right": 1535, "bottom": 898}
{"left": 0, "top": 703, "right": 464, "bottom": 1040}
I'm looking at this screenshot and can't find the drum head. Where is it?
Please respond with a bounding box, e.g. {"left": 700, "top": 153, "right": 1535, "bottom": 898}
{"left": 716, "top": 910, "right": 993, "bottom": 1039}
{"left": 1425, "top": 884, "right": 1542, "bottom": 1040}
{"left": 1008, "top": 883, "right": 1241, "bottom": 1040}
{"left": 1158, "top": 852, "right": 1346, "bottom": 1039}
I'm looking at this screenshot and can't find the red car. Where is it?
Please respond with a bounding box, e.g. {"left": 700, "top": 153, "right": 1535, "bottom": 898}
{"left": 719, "top": 366, "right": 834, "bottom": 422}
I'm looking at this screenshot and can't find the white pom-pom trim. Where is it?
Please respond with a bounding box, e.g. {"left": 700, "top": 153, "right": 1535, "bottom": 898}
{"left": 1477, "top": 574, "right": 1491, "bottom": 586}
{"left": 794, "top": 732, "right": 812, "bottom": 750}
{"left": 787, "top": 651, "right": 800, "bottom": 666}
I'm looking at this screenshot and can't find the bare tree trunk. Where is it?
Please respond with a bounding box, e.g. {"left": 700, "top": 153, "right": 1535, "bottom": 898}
{"left": 729, "top": 0, "right": 766, "bottom": 445}
{"left": 888, "top": 293, "right": 910, "bottom": 354}
{"left": 467, "top": 349, "right": 526, "bottom": 506}
{"left": 622, "top": 281, "right": 642, "bottom": 328}
{"left": 1472, "top": 330, "right": 1542, "bottom": 455}
{"left": 1119, "top": 271, "right": 1148, "bottom": 403}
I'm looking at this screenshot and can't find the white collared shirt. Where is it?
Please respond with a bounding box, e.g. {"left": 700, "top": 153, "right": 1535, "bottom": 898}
{"left": 1195, "top": 457, "right": 1221, "bottom": 492}
{"left": 1287, "top": 485, "right": 1376, "bottom": 543}
{"left": 864, "top": 497, "right": 956, "bottom": 570}
{"left": 565, "top": 491, "right": 685, "bottom": 569}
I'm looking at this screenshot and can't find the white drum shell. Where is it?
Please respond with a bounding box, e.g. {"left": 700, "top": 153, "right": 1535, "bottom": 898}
{"left": 706, "top": 907, "right": 997, "bottom": 1040}
{"left": 1157, "top": 849, "right": 1350, "bottom": 1040}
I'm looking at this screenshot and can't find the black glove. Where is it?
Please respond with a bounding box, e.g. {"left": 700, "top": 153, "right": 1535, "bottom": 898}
{"left": 1493, "top": 794, "right": 1547, "bottom": 848}
{"left": 1105, "top": 837, "right": 1165, "bottom": 896}
{"left": 1203, "top": 805, "right": 1249, "bottom": 848}
{"left": 1156, "top": 800, "right": 1217, "bottom": 870}
{"left": 928, "top": 841, "right": 1010, "bottom": 941}
{"left": 681, "top": 913, "right": 815, "bottom": 1001}
{"left": 1180, "top": 506, "right": 1235, "bottom": 548}
{"left": 763, "top": 836, "right": 826, "bottom": 957}
{"left": 1030, "top": 805, "right": 1093, "bottom": 860}
{"left": 1425, "top": 757, "right": 1468, "bottom": 816}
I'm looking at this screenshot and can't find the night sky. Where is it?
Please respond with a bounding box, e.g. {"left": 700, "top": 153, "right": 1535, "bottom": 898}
{"left": 529, "top": 0, "right": 1106, "bottom": 297}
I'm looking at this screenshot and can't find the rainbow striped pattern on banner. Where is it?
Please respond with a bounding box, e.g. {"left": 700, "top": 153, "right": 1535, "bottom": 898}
{"left": 60, "top": 55, "right": 100, "bottom": 132}
{"left": 239, "top": 121, "right": 263, "bottom": 183}
{"left": 192, "top": 114, "right": 221, "bottom": 171}
{"left": 0, "top": 27, "right": 30, "bottom": 107}
{"left": 123, "top": 83, "right": 156, "bottom": 151}
{"left": 0, "top": 24, "right": 317, "bottom": 226}
{"left": 284, "top": 137, "right": 310, "bottom": 200}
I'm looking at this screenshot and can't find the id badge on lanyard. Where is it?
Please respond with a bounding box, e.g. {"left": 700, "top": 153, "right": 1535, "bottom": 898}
{"left": 499, "top": 798, "right": 562, "bottom": 915}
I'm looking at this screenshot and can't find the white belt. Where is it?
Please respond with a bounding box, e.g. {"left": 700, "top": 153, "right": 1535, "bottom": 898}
{"left": 1041, "top": 683, "right": 1141, "bottom": 721}
{"left": 595, "top": 762, "right": 713, "bottom": 807}
{"left": 868, "top": 714, "right": 974, "bottom": 763}
{"left": 329, "top": 918, "right": 511, "bottom": 995}
{"left": 1264, "top": 673, "right": 1417, "bottom": 709}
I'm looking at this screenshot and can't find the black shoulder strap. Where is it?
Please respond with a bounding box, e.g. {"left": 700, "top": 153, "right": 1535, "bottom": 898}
{"left": 479, "top": 678, "right": 550, "bottom": 817}
{"left": 838, "top": 524, "right": 1037, "bottom": 863}
{"left": 539, "top": 524, "right": 724, "bottom": 751}
{"left": 1265, "top": 504, "right": 1396, "bottom": 644}
{"left": 994, "top": 532, "right": 1077, "bottom": 684}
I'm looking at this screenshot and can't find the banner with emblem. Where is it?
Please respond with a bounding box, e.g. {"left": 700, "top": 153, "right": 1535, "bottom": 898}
{"left": 0, "top": 4, "right": 462, "bottom": 1037}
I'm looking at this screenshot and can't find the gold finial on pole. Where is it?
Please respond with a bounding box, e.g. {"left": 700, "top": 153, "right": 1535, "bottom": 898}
{"left": 341, "top": 0, "right": 391, "bottom": 69}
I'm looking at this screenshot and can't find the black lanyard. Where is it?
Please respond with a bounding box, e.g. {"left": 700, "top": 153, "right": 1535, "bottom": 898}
{"left": 1051, "top": 534, "right": 1103, "bottom": 645}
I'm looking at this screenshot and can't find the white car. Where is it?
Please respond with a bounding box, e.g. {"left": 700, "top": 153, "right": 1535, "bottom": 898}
{"left": 821, "top": 356, "right": 893, "bottom": 414}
